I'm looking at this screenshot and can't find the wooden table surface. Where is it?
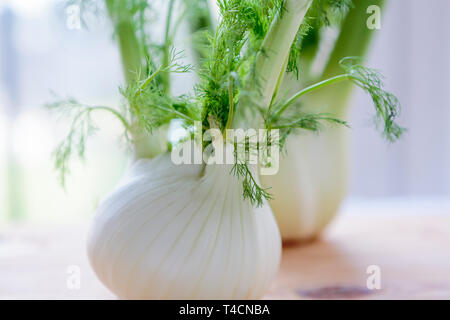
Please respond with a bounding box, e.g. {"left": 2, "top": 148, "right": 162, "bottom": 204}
{"left": 1, "top": 212, "right": 450, "bottom": 299}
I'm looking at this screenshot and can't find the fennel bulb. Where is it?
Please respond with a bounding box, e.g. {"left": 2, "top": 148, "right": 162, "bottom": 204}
{"left": 261, "top": 125, "right": 349, "bottom": 241}
{"left": 260, "top": 0, "right": 399, "bottom": 242}
{"left": 87, "top": 150, "right": 281, "bottom": 299}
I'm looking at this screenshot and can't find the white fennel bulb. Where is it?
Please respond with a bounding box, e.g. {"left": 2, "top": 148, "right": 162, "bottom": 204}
{"left": 261, "top": 125, "right": 348, "bottom": 242}
{"left": 87, "top": 150, "right": 281, "bottom": 299}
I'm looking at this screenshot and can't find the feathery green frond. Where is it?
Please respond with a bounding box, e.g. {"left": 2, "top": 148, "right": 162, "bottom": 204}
{"left": 231, "top": 161, "right": 272, "bottom": 208}
{"left": 308, "top": 0, "right": 353, "bottom": 26}
{"left": 266, "top": 56, "right": 403, "bottom": 145}
{"left": 199, "top": 0, "right": 285, "bottom": 131}
{"left": 340, "top": 57, "right": 404, "bottom": 142}
{"left": 182, "top": 0, "right": 215, "bottom": 62}
{"left": 197, "top": 0, "right": 296, "bottom": 205}
{"left": 287, "top": 0, "right": 353, "bottom": 76}
{"left": 121, "top": 49, "right": 196, "bottom": 133}
{"left": 268, "top": 111, "right": 349, "bottom": 150}
{"left": 47, "top": 98, "right": 130, "bottom": 186}
{"left": 272, "top": 113, "right": 348, "bottom": 130}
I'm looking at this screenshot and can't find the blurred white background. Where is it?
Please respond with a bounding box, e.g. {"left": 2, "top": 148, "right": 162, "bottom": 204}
{"left": 0, "top": 0, "right": 449, "bottom": 224}
{"left": 350, "top": 0, "right": 450, "bottom": 199}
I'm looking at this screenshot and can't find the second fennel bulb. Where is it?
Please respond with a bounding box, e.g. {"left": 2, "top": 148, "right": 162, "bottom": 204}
{"left": 261, "top": 125, "right": 349, "bottom": 242}
{"left": 87, "top": 150, "right": 281, "bottom": 299}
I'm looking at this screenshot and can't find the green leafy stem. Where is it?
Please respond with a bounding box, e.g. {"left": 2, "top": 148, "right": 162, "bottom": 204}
{"left": 267, "top": 58, "right": 405, "bottom": 142}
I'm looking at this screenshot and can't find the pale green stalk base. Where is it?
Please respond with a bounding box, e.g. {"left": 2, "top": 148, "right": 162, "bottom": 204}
{"left": 130, "top": 124, "right": 169, "bottom": 160}
{"left": 106, "top": 0, "right": 171, "bottom": 161}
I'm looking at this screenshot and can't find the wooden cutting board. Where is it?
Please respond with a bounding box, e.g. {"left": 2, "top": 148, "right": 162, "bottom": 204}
{"left": 1, "top": 213, "right": 449, "bottom": 299}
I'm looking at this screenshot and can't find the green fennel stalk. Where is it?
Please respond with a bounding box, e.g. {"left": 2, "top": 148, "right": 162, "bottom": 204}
{"left": 105, "top": 0, "right": 144, "bottom": 85}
